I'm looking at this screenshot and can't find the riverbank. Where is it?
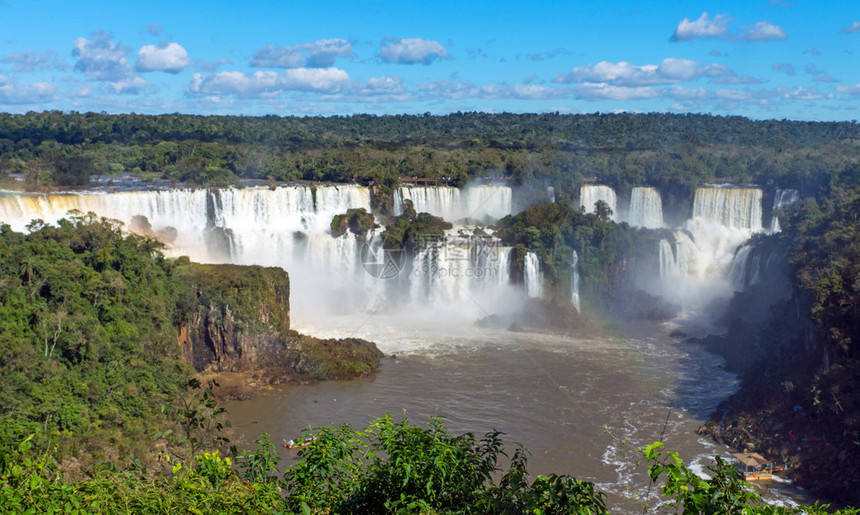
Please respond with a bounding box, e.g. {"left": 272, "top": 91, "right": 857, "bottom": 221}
{"left": 698, "top": 377, "right": 860, "bottom": 507}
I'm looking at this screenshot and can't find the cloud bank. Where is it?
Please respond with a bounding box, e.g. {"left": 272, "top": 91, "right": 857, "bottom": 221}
{"left": 672, "top": 12, "right": 786, "bottom": 42}
{"left": 251, "top": 39, "right": 353, "bottom": 68}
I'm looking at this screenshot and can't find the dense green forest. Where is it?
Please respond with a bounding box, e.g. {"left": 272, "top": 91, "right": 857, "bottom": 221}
{"left": 2, "top": 111, "right": 860, "bottom": 209}
{"left": 0, "top": 215, "right": 381, "bottom": 468}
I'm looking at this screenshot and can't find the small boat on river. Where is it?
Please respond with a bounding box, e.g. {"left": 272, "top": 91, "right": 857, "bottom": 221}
{"left": 732, "top": 452, "right": 772, "bottom": 481}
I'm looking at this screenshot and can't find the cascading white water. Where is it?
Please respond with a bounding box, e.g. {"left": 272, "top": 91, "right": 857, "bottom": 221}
{"left": 692, "top": 187, "right": 762, "bottom": 231}
{"left": 773, "top": 188, "right": 799, "bottom": 209}
{"left": 627, "top": 187, "right": 663, "bottom": 228}
{"left": 408, "top": 229, "right": 513, "bottom": 310}
{"left": 579, "top": 185, "right": 617, "bottom": 221}
{"left": 0, "top": 186, "right": 525, "bottom": 321}
{"left": 770, "top": 188, "right": 799, "bottom": 233}
{"left": 0, "top": 185, "right": 378, "bottom": 314}
{"left": 393, "top": 184, "right": 513, "bottom": 222}
{"left": 649, "top": 187, "right": 765, "bottom": 314}
{"left": 547, "top": 186, "right": 556, "bottom": 204}
{"left": 524, "top": 251, "right": 543, "bottom": 299}
{"left": 730, "top": 244, "right": 758, "bottom": 291}
{"left": 571, "top": 250, "right": 581, "bottom": 312}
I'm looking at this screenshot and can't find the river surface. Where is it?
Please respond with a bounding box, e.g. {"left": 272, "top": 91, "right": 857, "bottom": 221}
{"left": 224, "top": 314, "right": 810, "bottom": 511}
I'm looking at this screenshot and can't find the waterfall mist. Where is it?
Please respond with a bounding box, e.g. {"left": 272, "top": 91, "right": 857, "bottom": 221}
{"left": 0, "top": 181, "right": 774, "bottom": 335}
{"left": 0, "top": 185, "right": 528, "bottom": 340}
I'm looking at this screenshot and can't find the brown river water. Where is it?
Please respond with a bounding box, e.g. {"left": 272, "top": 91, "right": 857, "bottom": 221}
{"left": 225, "top": 314, "right": 810, "bottom": 511}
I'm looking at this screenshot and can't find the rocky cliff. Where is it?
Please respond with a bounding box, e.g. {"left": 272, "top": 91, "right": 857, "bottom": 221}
{"left": 175, "top": 262, "right": 382, "bottom": 394}
{"left": 693, "top": 235, "right": 860, "bottom": 506}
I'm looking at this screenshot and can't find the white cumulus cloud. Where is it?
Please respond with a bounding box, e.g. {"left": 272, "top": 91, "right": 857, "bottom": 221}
{"left": 841, "top": 21, "right": 860, "bottom": 34}
{"left": 379, "top": 38, "right": 451, "bottom": 65}
{"left": 672, "top": 12, "right": 787, "bottom": 43}
{"left": 0, "top": 74, "right": 56, "bottom": 104}
{"left": 740, "top": 21, "right": 787, "bottom": 41}
{"left": 555, "top": 58, "right": 732, "bottom": 86}
{"left": 509, "top": 84, "right": 568, "bottom": 100}
{"left": 281, "top": 67, "right": 350, "bottom": 92}
{"left": 73, "top": 31, "right": 148, "bottom": 94}
{"left": 136, "top": 42, "right": 190, "bottom": 73}
{"left": 353, "top": 76, "right": 406, "bottom": 96}
{"left": 187, "top": 68, "right": 350, "bottom": 97}
{"left": 573, "top": 84, "right": 662, "bottom": 101}
{"left": 1, "top": 50, "right": 57, "bottom": 73}
{"left": 778, "top": 86, "right": 831, "bottom": 100}
{"left": 836, "top": 83, "right": 860, "bottom": 95}
{"left": 73, "top": 31, "right": 134, "bottom": 81}
{"left": 418, "top": 80, "right": 478, "bottom": 99}
{"left": 109, "top": 76, "right": 150, "bottom": 94}
{"left": 188, "top": 70, "right": 281, "bottom": 97}
{"left": 672, "top": 12, "right": 731, "bottom": 42}
{"left": 251, "top": 39, "right": 353, "bottom": 68}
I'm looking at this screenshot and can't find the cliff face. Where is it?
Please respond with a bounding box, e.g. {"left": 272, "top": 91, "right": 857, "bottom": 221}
{"left": 695, "top": 235, "right": 860, "bottom": 506}
{"left": 176, "top": 263, "right": 293, "bottom": 373}
{"left": 175, "top": 262, "right": 382, "bottom": 386}
{"left": 178, "top": 305, "right": 298, "bottom": 373}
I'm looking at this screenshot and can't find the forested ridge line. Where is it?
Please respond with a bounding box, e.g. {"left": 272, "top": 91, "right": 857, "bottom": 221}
{"left": 1, "top": 111, "right": 859, "bottom": 196}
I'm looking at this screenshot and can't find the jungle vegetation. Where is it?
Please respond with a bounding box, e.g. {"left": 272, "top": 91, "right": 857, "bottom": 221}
{"left": 2, "top": 111, "right": 859, "bottom": 204}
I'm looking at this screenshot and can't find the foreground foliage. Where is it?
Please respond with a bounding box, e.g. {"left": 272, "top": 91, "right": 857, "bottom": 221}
{"left": 2, "top": 415, "right": 858, "bottom": 514}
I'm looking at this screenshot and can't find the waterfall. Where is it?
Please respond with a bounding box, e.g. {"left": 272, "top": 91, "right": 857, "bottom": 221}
{"left": 658, "top": 233, "right": 696, "bottom": 279}
{"left": 730, "top": 240, "right": 787, "bottom": 293}
{"left": 627, "top": 187, "right": 663, "bottom": 228}
{"left": 730, "top": 244, "right": 758, "bottom": 291}
{"left": 524, "top": 251, "right": 543, "bottom": 299}
{"left": 646, "top": 187, "right": 764, "bottom": 312}
{"left": 547, "top": 186, "right": 556, "bottom": 204}
{"left": 407, "top": 227, "right": 514, "bottom": 310}
{"left": 0, "top": 185, "right": 378, "bottom": 313}
{"left": 0, "top": 187, "right": 523, "bottom": 319}
{"left": 774, "top": 188, "right": 799, "bottom": 209}
{"left": 692, "top": 187, "right": 762, "bottom": 231}
{"left": 571, "top": 250, "right": 581, "bottom": 312}
{"left": 393, "top": 184, "right": 513, "bottom": 222}
{"left": 579, "top": 185, "right": 617, "bottom": 221}
{"left": 770, "top": 188, "right": 799, "bottom": 233}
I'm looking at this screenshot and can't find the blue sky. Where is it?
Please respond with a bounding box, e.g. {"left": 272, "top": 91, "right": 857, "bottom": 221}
{"left": 1, "top": 0, "right": 858, "bottom": 120}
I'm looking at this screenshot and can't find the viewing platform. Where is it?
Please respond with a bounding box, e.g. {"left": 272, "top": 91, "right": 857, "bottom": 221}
{"left": 399, "top": 177, "right": 453, "bottom": 186}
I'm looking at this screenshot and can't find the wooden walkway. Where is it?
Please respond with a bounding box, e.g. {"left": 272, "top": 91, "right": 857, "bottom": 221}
{"left": 399, "top": 177, "right": 452, "bottom": 185}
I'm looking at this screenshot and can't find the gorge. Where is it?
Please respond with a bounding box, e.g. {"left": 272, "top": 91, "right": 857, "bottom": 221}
{"left": 1, "top": 177, "right": 842, "bottom": 508}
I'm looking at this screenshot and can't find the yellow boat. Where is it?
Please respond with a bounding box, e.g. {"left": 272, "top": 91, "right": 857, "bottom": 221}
{"left": 732, "top": 452, "right": 773, "bottom": 481}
